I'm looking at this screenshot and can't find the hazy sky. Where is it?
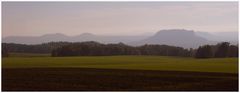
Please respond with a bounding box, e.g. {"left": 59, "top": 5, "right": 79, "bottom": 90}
{"left": 2, "top": 2, "right": 238, "bottom": 37}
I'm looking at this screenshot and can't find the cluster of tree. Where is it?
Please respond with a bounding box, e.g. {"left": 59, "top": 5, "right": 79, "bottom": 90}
{"left": 195, "top": 42, "right": 238, "bottom": 58}
{"left": 52, "top": 41, "right": 192, "bottom": 57}
{"left": 2, "top": 42, "right": 71, "bottom": 54}
{"left": 2, "top": 44, "right": 9, "bottom": 57}
{"left": 2, "top": 41, "right": 238, "bottom": 58}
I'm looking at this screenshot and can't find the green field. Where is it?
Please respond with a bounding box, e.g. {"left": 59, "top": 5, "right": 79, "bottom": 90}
{"left": 2, "top": 56, "right": 238, "bottom": 73}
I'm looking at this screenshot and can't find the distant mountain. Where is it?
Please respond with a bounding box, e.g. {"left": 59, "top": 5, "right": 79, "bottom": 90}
{"left": 3, "top": 33, "right": 147, "bottom": 45}
{"left": 3, "top": 33, "right": 69, "bottom": 44}
{"left": 3, "top": 29, "right": 237, "bottom": 48}
{"left": 69, "top": 33, "right": 148, "bottom": 43}
{"left": 130, "top": 29, "right": 214, "bottom": 48}
{"left": 195, "top": 31, "right": 238, "bottom": 44}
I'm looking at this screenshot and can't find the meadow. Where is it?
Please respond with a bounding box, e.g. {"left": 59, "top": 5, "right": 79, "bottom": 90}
{"left": 2, "top": 54, "right": 238, "bottom": 91}
{"left": 3, "top": 55, "right": 238, "bottom": 73}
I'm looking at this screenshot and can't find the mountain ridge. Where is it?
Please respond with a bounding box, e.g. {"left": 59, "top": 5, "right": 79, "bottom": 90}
{"left": 3, "top": 29, "right": 238, "bottom": 48}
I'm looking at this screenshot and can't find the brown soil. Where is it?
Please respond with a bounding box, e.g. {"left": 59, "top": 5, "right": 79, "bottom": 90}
{"left": 2, "top": 68, "right": 238, "bottom": 91}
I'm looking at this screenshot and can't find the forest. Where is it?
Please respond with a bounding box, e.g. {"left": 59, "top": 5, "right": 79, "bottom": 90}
{"left": 2, "top": 41, "right": 238, "bottom": 58}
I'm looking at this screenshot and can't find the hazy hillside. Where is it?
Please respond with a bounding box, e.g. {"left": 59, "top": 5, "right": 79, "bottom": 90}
{"left": 129, "top": 29, "right": 214, "bottom": 48}
{"left": 2, "top": 33, "right": 69, "bottom": 44}
{"left": 69, "top": 33, "right": 148, "bottom": 44}
{"left": 3, "top": 33, "right": 147, "bottom": 45}
{"left": 3, "top": 29, "right": 237, "bottom": 48}
{"left": 195, "top": 31, "right": 238, "bottom": 44}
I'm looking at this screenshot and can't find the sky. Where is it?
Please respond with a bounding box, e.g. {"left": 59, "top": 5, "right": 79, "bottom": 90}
{"left": 2, "top": 2, "right": 238, "bottom": 37}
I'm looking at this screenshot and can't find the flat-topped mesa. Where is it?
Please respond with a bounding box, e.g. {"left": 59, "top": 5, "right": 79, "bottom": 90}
{"left": 78, "top": 33, "right": 95, "bottom": 36}
{"left": 155, "top": 29, "right": 195, "bottom": 37}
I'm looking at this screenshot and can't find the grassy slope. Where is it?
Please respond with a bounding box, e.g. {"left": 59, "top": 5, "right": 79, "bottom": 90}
{"left": 2, "top": 56, "right": 238, "bottom": 73}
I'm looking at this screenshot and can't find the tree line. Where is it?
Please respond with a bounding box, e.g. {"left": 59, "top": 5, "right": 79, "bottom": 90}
{"left": 51, "top": 41, "right": 191, "bottom": 57}
{"left": 2, "top": 41, "right": 238, "bottom": 58}
{"left": 2, "top": 42, "right": 71, "bottom": 54}
{"left": 195, "top": 42, "right": 238, "bottom": 58}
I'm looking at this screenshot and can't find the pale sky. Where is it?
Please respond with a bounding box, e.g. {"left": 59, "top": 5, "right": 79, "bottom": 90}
{"left": 2, "top": 2, "right": 238, "bottom": 37}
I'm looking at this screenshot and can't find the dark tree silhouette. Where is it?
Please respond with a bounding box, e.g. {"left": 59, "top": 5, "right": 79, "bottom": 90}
{"left": 2, "top": 42, "right": 71, "bottom": 54}
{"left": 195, "top": 45, "right": 213, "bottom": 58}
{"left": 51, "top": 42, "right": 191, "bottom": 57}
{"left": 227, "top": 45, "right": 238, "bottom": 57}
{"left": 214, "top": 42, "right": 230, "bottom": 58}
{"left": 2, "top": 43, "right": 9, "bottom": 57}
{"left": 3, "top": 41, "right": 238, "bottom": 58}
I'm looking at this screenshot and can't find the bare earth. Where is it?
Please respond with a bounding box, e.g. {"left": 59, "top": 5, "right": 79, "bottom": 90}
{"left": 2, "top": 68, "right": 238, "bottom": 91}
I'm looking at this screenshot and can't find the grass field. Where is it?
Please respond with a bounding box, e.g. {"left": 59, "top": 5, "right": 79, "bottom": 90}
{"left": 2, "top": 56, "right": 238, "bottom": 73}
{"left": 2, "top": 55, "right": 239, "bottom": 91}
